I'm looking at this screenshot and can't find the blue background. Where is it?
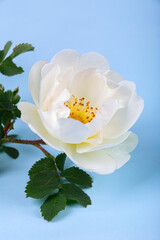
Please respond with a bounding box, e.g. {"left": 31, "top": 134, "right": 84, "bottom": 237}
{"left": 0, "top": 0, "right": 160, "bottom": 239}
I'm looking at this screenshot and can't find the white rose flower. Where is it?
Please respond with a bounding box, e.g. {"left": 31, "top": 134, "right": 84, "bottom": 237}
{"left": 18, "top": 50, "right": 144, "bottom": 174}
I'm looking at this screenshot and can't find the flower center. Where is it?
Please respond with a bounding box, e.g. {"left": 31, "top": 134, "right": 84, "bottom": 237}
{"left": 64, "top": 94, "right": 98, "bottom": 124}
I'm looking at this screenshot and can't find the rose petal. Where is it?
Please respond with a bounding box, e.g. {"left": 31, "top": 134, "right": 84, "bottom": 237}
{"left": 102, "top": 93, "right": 144, "bottom": 138}
{"left": 76, "top": 131, "right": 130, "bottom": 153}
{"left": 51, "top": 49, "right": 80, "bottom": 73}
{"left": 70, "top": 68, "right": 108, "bottom": 107}
{"left": 79, "top": 52, "right": 109, "bottom": 73}
{"left": 105, "top": 132, "right": 138, "bottom": 169}
{"left": 18, "top": 102, "right": 61, "bottom": 150}
{"left": 61, "top": 132, "right": 137, "bottom": 174}
{"left": 105, "top": 70, "right": 124, "bottom": 83}
{"left": 61, "top": 142, "right": 116, "bottom": 174}
{"left": 42, "top": 67, "right": 73, "bottom": 111}
{"left": 40, "top": 64, "right": 60, "bottom": 110}
{"left": 29, "top": 60, "right": 47, "bottom": 107}
{"left": 109, "top": 81, "right": 136, "bottom": 108}
{"left": 86, "top": 99, "right": 118, "bottom": 137}
{"left": 39, "top": 109, "right": 90, "bottom": 144}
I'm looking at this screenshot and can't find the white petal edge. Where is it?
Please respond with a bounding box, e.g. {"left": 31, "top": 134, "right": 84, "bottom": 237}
{"left": 40, "top": 64, "right": 60, "bottom": 110}
{"left": 76, "top": 131, "right": 131, "bottom": 153}
{"left": 39, "top": 110, "right": 90, "bottom": 144}
{"left": 79, "top": 52, "right": 110, "bottom": 73}
{"left": 61, "top": 142, "right": 117, "bottom": 174}
{"left": 61, "top": 132, "right": 137, "bottom": 174}
{"left": 51, "top": 49, "right": 80, "bottom": 73}
{"left": 29, "top": 60, "right": 47, "bottom": 107}
{"left": 18, "top": 102, "right": 61, "bottom": 151}
{"left": 102, "top": 93, "right": 144, "bottom": 139}
{"left": 105, "top": 70, "right": 124, "bottom": 83}
{"left": 105, "top": 132, "right": 138, "bottom": 169}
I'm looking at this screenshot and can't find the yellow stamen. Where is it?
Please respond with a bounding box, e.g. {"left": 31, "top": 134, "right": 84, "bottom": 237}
{"left": 64, "top": 95, "right": 98, "bottom": 124}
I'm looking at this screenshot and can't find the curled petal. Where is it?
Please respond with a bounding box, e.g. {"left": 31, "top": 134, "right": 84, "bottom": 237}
{"left": 102, "top": 93, "right": 144, "bottom": 139}
{"left": 108, "top": 81, "right": 136, "bottom": 108}
{"left": 106, "top": 132, "right": 138, "bottom": 169}
{"left": 86, "top": 99, "right": 118, "bottom": 137}
{"left": 51, "top": 49, "right": 80, "bottom": 73}
{"left": 29, "top": 60, "right": 47, "bottom": 107}
{"left": 18, "top": 102, "right": 61, "bottom": 150}
{"left": 105, "top": 70, "right": 124, "bottom": 83}
{"left": 79, "top": 52, "right": 109, "bottom": 73}
{"left": 61, "top": 142, "right": 117, "bottom": 174}
{"left": 39, "top": 110, "right": 90, "bottom": 144}
{"left": 70, "top": 68, "right": 108, "bottom": 107}
{"left": 76, "top": 131, "right": 130, "bottom": 153}
{"left": 40, "top": 64, "right": 60, "bottom": 110}
{"left": 61, "top": 132, "right": 137, "bottom": 174}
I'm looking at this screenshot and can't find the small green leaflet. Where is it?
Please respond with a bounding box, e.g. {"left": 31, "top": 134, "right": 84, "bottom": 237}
{"left": 40, "top": 192, "right": 67, "bottom": 222}
{"left": 3, "top": 146, "right": 19, "bottom": 159}
{"left": 0, "top": 41, "right": 12, "bottom": 62}
{"left": 0, "top": 57, "right": 24, "bottom": 76}
{"left": 10, "top": 43, "right": 34, "bottom": 59}
{"left": 11, "top": 87, "right": 20, "bottom": 104}
{"left": 26, "top": 181, "right": 58, "bottom": 199}
{"left": 62, "top": 183, "right": 91, "bottom": 207}
{"left": 61, "top": 166, "right": 93, "bottom": 188}
{"left": 26, "top": 157, "right": 59, "bottom": 199}
{"left": 55, "top": 153, "right": 66, "bottom": 171}
{"left": 0, "top": 41, "right": 34, "bottom": 76}
{"left": 28, "top": 156, "right": 57, "bottom": 178}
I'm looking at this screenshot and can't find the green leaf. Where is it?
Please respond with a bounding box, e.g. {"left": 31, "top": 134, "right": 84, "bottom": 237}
{"left": 0, "top": 90, "right": 12, "bottom": 103}
{"left": 62, "top": 183, "right": 91, "bottom": 207}
{"left": 61, "top": 167, "right": 92, "bottom": 188}
{"left": 12, "top": 87, "right": 20, "bottom": 104}
{"left": 40, "top": 192, "right": 67, "bottom": 221}
{"left": 25, "top": 181, "right": 59, "bottom": 199}
{"left": 0, "top": 51, "right": 3, "bottom": 63}
{"left": 26, "top": 157, "right": 59, "bottom": 199}
{"left": 10, "top": 43, "right": 34, "bottom": 59}
{"left": 3, "top": 146, "right": 19, "bottom": 159}
{"left": 0, "top": 41, "right": 12, "bottom": 62}
{"left": 55, "top": 153, "right": 66, "bottom": 171}
{"left": 0, "top": 101, "right": 14, "bottom": 111}
{"left": 28, "top": 157, "right": 58, "bottom": 185}
{"left": 0, "top": 57, "right": 24, "bottom": 76}
{"left": 13, "top": 106, "right": 21, "bottom": 118}
{"left": 29, "top": 157, "right": 57, "bottom": 180}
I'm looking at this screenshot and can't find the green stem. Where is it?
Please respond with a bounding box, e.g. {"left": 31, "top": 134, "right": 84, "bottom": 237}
{"left": 2, "top": 137, "right": 46, "bottom": 145}
{"left": 34, "top": 144, "right": 51, "bottom": 158}
{"left": 1, "top": 137, "right": 54, "bottom": 159}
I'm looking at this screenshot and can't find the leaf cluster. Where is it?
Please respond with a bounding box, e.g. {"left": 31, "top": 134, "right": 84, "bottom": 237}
{"left": 0, "top": 84, "right": 21, "bottom": 158}
{"left": 25, "top": 154, "right": 93, "bottom": 221}
{"left": 0, "top": 41, "right": 34, "bottom": 159}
